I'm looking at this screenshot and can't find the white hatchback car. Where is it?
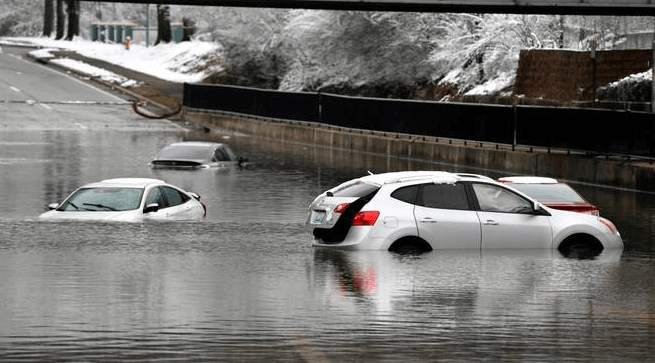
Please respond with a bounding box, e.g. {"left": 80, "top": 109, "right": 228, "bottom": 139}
{"left": 39, "top": 178, "right": 206, "bottom": 222}
{"left": 307, "top": 171, "right": 623, "bottom": 256}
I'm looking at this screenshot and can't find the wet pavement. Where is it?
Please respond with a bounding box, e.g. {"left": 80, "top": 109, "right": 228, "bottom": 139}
{"left": 1, "top": 45, "right": 655, "bottom": 362}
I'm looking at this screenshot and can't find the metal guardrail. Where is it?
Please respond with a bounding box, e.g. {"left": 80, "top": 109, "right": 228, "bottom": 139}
{"left": 183, "top": 83, "right": 655, "bottom": 159}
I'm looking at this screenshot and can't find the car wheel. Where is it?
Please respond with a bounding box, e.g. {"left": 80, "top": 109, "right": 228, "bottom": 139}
{"left": 558, "top": 234, "right": 604, "bottom": 259}
{"left": 388, "top": 237, "right": 432, "bottom": 255}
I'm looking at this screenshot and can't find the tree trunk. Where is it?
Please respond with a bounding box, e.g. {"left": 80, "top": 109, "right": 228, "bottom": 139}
{"left": 55, "top": 0, "right": 65, "bottom": 40}
{"left": 155, "top": 5, "right": 172, "bottom": 45}
{"left": 65, "top": 1, "right": 80, "bottom": 41}
{"left": 182, "top": 17, "right": 196, "bottom": 42}
{"left": 43, "top": 0, "right": 54, "bottom": 37}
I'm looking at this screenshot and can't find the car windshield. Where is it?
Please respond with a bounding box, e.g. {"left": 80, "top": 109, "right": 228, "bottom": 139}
{"left": 59, "top": 187, "right": 144, "bottom": 212}
{"left": 509, "top": 183, "right": 586, "bottom": 204}
{"left": 156, "top": 145, "right": 212, "bottom": 160}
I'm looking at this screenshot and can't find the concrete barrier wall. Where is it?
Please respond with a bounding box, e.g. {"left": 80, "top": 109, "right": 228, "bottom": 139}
{"left": 183, "top": 108, "right": 655, "bottom": 192}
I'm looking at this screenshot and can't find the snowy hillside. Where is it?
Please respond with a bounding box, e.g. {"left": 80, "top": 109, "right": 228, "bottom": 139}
{"left": 1, "top": 2, "right": 652, "bottom": 100}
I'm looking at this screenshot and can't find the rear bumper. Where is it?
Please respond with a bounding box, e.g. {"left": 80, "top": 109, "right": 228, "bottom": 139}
{"left": 311, "top": 226, "right": 388, "bottom": 250}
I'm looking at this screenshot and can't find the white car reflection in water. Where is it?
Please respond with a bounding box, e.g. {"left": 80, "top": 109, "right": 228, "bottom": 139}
{"left": 39, "top": 178, "right": 206, "bottom": 222}
{"left": 312, "top": 248, "right": 623, "bottom": 317}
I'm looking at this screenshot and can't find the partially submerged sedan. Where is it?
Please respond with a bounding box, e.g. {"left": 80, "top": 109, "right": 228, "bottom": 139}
{"left": 498, "top": 176, "right": 600, "bottom": 216}
{"left": 306, "top": 171, "right": 623, "bottom": 256}
{"left": 150, "top": 141, "right": 243, "bottom": 169}
{"left": 39, "top": 178, "right": 206, "bottom": 222}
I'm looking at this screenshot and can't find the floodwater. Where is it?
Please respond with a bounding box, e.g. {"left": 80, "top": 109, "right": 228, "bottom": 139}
{"left": 1, "top": 109, "right": 655, "bottom": 362}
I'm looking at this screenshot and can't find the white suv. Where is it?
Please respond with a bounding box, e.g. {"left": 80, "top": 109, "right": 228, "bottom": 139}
{"left": 307, "top": 171, "right": 623, "bottom": 256}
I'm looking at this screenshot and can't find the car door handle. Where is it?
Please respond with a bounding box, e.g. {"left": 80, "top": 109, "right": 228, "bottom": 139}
{"left": 483, "top": 220, "right": 499, "bottom": 226}
{"left": 420, "top": 217, "right": 437, "bottom": 223}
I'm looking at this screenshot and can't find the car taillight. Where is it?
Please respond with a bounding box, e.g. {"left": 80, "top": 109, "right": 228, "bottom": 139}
{"left": 598, "top": 217, "right": 618, "bottom": 234}
{"left": 334, "top": 203, "right": 350, "bottom": 213}
{"left": 352, "top": 211, "right": 380, "bottom": 226}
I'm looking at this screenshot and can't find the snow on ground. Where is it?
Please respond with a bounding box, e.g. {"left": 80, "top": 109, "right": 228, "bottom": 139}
{"left": 605, "top": 70, "right": 651, "bottom": 88}
{"left": 1, "top": 37, "right": 224, "bottom": 85}
{"left": 0, "top": 36, "right": 650, "bottom": 98}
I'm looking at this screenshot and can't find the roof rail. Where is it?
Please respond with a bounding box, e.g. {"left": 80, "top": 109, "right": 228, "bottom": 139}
{"left": 455, "top": 173, "right": 494, "bottom": 181}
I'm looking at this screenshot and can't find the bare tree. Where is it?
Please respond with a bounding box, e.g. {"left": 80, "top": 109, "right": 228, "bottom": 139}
{"left": 43, "top": 0, "right": 54, "bottom": 37}
{"left": 65, "top": 0, "right": 79, "bottom": 40}
{"left": 155, "top": 5, "right": 171, "bottom": 45}
{"left": 182, "top": 17, "right": 196, "bottom": 41}
{"left": 55, "top": 0, "right": 65, "bottom": 40}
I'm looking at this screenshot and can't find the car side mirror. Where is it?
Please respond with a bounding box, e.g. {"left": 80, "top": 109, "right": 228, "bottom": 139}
{"left": 48, "top": 203, "right": 59, "bottom": 210}
{"left": 532, "top": 202, "right": 551, "bottom": 216}
{"left": 144, "top": 203, "right": 160, "bottom": 213}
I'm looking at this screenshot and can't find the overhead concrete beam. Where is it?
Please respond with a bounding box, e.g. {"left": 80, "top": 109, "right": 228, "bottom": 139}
{"left": 81, "top": 0, "right": 655, "bottom": 16}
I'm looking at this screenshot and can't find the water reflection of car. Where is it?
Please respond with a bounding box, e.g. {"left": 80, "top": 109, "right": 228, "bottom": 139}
{"left": 39, "top": 178, "right": 206, "bottom": 222}
{"left": 150, "top": 141, "right": 244, "bottom": 169}
{"left": 306, "top": 171, "right": 623, "bottom": 255}
{"left": 498, "top": 176, "right": 600, "bottom": 216}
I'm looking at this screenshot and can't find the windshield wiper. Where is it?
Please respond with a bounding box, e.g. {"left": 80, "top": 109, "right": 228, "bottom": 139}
{"left": 67, "top": 202, "right": 80, "bottom": 210}
{"left": 83, "top": 203, "right": 117, "bottom": 211}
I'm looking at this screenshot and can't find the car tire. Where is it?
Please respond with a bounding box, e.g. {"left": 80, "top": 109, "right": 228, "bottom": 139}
{"left": 558, "top": 234, "right": 604, "bottom": 259}
{"left": 388, "top": 237, "right": 433, "bottom": 254}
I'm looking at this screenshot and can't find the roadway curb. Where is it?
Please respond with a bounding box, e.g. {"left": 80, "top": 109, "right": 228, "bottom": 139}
{"left": 24, "top": 48, "right": 176, "bottom": 114}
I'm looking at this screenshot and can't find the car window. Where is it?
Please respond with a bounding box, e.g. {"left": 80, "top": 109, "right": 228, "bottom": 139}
{"left": 213, "top": 146, "right": 233, "bottom": 161}
{"left": 145, "top": 187, "right": 167, "bottom": 207}
{"left": 509, "top": 183, "right": 586, "bottom": 203}
{"left": 391, "top": 185, "right": 419, "bottom": 204}
{"left": 61, "top": 187, "right": 143, "bottom": 211}
{"left": 161, "top": 186, "right": 190, "bottom": 207}
{"left": 472, "top": 183, "right": 533, "bottom": 213}
{"left": 157, "top": 145, "right": 211, "bottom": 160}
{"left": 418, "top": 183, "right": 470, "bottom": 210}
{"left": 331, "top": 181, "right": 379, "bottom": 198}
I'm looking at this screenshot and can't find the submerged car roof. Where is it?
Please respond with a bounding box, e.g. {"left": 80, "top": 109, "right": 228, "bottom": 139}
{"left": 82, "top": 178, "right": 167, "bottom": 188}
{"left": 162, "top": 141, "right": 226, "bottom": 148}
{"left": 499, "top": 176, "right": 559, "bottom": 184}
{"left": 357, "top": 171, "right": 494, "bottom": 186}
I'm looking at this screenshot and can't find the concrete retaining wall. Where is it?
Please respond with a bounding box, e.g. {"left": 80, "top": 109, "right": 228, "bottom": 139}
{"left": 184, "top": 108, "right": 655, "bottom": 192}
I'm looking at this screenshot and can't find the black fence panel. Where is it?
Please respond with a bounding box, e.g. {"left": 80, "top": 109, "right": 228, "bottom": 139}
{"left": 516, "top": 106, "right": 655, "bottom": 156}
{"left": 320, "top": 94, "right": 515, "bottom": 144}
{"left": 184, "top": 83, "right": 655, "bottom": 158}
{"left": 630, "top": 111, "right": 655, "bottom": 157}
{"left": 184, "top": 83, "right": 320, "bottom": 122}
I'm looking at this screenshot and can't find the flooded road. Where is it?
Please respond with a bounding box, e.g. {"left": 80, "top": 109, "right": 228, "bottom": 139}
{"left": 1, "top": 113, "right": 654, "bottom": 362}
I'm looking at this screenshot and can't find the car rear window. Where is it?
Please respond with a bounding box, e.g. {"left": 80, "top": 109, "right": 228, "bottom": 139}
{"left": 510, "top": 183, "right": 586, "bottom": 203}
{"left": 331, "top": 181, "right": 380, "bottom": 198}
{"left": 157, "top": 145, "right": 211, "bottom": 160}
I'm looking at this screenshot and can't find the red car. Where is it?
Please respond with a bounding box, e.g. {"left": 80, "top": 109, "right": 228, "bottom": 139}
{"left": 498, "top": 176, "right": 600, "bottom": 216}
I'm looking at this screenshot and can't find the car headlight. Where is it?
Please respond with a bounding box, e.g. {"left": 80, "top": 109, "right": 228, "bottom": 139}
{"left": 598, "top": 217, "right": 619, "bottom": 234}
